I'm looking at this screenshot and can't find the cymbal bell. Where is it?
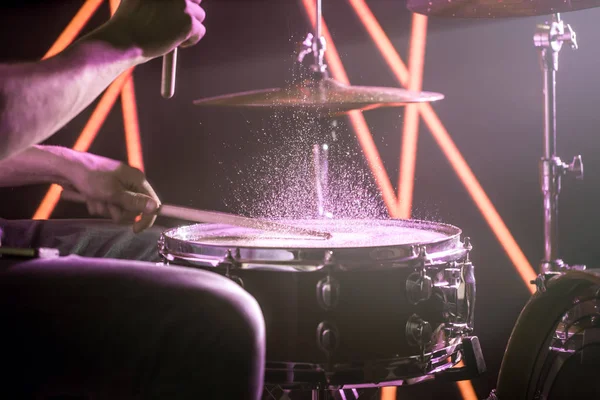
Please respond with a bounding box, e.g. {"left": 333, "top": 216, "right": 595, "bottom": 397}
{"left": 407, "top": 0, "right": 600, "bottom": 18}
{"left": 193, "top": 77, "right": 444, "bottom": 114}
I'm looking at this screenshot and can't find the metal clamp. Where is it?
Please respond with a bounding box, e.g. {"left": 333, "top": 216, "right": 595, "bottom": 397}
{"left": 534, "top": 13, "right": 577, "bottom": 71}
{"left": 564, "top": 155, "right": 584, "bottom": 180}
{"left": 297, "top": 33, "right": 329, "bottom": 80}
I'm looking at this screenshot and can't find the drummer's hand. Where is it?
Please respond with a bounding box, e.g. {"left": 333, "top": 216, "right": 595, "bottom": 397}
{"left": 69, "top": 152, "right": 161, "bottom": 233}
{"left": 100, "top": 0, "right": 206, "bottom": 60}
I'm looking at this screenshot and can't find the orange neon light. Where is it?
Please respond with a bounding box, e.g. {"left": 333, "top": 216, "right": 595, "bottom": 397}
{"left": 397, "top": 14, "right": 428, "bottom": 219}
{"left": 456, "top": 380, "right": 478, "bottom": 400}
{"left": 347, "top": 0, "right": 536, "bottom": 293}
{"left": 379, "top": 387, "right": 396, "bottom": 400}
{"left": 300, "top": 0, "right": 399, "bottom": 217}
{"left": 43, "top": 0, "right": 104, "bottom": 60}
{"left": 32, "top": 185, "right": 64, "bottom": 221}
{"left": 347, "top": 0, "right": 410, "bottom": 86}
{"left": 108, "top": 0, "right": 144, "bottom": 171}
{"left": 33, "top": 70, "right": 134, "bottom": 219}
{"left": 108, "top": 0, "right": 119, "bottom": 13}
{"left": 73, "top": 70, "right": 133, "bottom": 151}
{"left": 121, "top": 77, "right": 144, "bottom": 171}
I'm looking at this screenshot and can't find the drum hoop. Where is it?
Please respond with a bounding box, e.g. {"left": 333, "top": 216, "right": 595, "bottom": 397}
{"left": 159, "top": 218, "right": 466, "bottom": 269}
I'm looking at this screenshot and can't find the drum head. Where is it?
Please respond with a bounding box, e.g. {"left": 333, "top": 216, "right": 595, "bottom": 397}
{"left": 159, "top": 219, "right": 466, "bottom": 270}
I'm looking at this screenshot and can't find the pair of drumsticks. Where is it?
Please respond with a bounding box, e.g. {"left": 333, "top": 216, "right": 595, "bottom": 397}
{"left": 62, "top": 190, "right": 332, "bottom": 240}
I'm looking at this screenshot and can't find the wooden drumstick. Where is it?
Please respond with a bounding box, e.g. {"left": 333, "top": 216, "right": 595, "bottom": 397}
{"left": 61, "top": 190, "right": 332, "bottom": 240}
{"left": 161, "top": 49, "right": 177, "bottom": 99}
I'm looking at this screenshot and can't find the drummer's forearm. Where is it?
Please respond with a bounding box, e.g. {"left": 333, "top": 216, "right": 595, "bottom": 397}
{"left": 0, "top": 27, "right": 144, "bottom": 161}
{"left": 0, "top": 145, "right": 81, "bottom": 187}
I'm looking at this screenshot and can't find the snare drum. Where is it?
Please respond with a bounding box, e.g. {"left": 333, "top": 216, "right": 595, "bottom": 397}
{"left": 159, "top": 219, "right": 477, "bottom": 390}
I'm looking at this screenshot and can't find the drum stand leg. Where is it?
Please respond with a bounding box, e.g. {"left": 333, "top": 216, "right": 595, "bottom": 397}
{"left": 311, "top": 388, "right": 328, "bottom": 400}
{"left": 533, "top": 13, "right": 584, "bottom": 279}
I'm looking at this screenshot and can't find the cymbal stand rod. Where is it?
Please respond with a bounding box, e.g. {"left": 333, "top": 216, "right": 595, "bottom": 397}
{"left": 313, "top": 117, "right": 340, "bottom": 218}
{"left": 534, "top": 13, "right": 582, "bottom": 275}
{"left": 312, "top": 388, "right": 328, "bottom": 400}
{"left": 313, "top": 143, "right": 330, "bottom": 217}
{"left": 312, "top": 0, "right": 327, "bottom": 72}
{"left": 306, "top": 0, "right": 332, "bottom": 218}
{"left": 539, "top": 16, "right": 560, "bottom": 273}
{"left": 316, "top": 0, "right": 322, "bottom": 41}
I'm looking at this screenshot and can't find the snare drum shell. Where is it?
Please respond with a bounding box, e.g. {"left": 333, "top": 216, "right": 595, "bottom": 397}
{"left": 222, "top": 267, "right": 454, "bottom": 364}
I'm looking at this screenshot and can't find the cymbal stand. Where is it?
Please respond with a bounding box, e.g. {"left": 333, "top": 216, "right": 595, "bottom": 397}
{"left": 533, "top": 13, "right": 584, "bottom": 279}
{"left": 298, "top": 0, "right": 335, "bottom": 218}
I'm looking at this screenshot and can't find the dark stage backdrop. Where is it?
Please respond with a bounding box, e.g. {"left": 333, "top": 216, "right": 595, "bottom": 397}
{"left": 2, "top": 1, "right": 600, "bottom": 399}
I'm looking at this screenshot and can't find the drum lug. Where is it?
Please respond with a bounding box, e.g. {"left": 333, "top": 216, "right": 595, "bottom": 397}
{"left": 406, "top": 272, "right": 433, "bottom": 305}
{"left": 222, "top": 249, "right": 241, "bottom": 266}
{"left": 316, "top": 321, "right": 340, "bottom": 354}
{"left": 443, "top": 263, "right": 462, "bottom": 288}
{"left": 321, "top": 250, "right": 336, "bottom": 269}
{"left": 531, "top": 273, "right": 548, "bottom": 292}
{"left": 417, "top": 245, "right": 429, "bottom": 264}
{"left": 406, "top": 246, "right": 433, "bottom": 305}
{"left": 460, "top": 260, "right": 476, "bottom": 330}
{"left": 409, "top": 245, "right": 419, "bottom": 258}
{"left": 462, "top": 237, "right": 472, "bottom": 261}
{"left": 405, "top": 314, "right": 433, "bottom": 348}
{"left": 316, "top": 275, "right": 340, "bottom": 310}
{"left": 530, "top": 272, "right": 563, "bottom": 293}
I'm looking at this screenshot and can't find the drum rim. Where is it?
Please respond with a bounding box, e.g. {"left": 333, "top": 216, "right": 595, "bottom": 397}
{"left": 161, "top": 218, "right": 462, "bottom": 250}
{"left": 159, "top": 218, "right": 467, "bottom": 268}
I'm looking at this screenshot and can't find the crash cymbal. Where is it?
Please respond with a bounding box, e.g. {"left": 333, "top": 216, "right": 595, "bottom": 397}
{"left": 193, "top": 77, "right": 443, "bottom": 114}
{"left": 407, "top": 0, "right": 600, "bottom": 18}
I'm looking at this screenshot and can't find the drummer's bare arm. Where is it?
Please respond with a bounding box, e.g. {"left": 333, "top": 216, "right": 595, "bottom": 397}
{"left": 0, "top": 145, "right": 161, "bottom": 232}
{"left": 0, "top": 0, "right": 205, "bottom": 161}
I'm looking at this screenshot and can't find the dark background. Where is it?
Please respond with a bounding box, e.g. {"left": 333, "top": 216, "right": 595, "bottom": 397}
{"left": 2, "top": 1, "right": 600, "bottom": 398}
